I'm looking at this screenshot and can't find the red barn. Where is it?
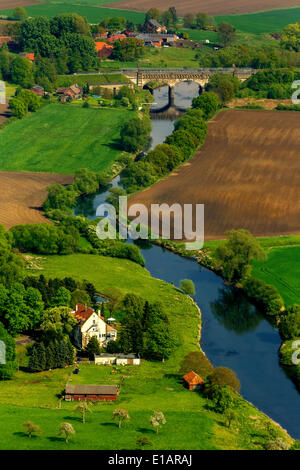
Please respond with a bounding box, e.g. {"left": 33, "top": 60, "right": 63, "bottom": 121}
{"left": 65, "top": 384, "right": 118, "bottom": 401}
{"left": 183, "top": 371, "right": 205, "bottom": 390}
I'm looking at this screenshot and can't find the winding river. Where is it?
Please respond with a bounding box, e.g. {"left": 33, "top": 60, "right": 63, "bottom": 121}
{"left": 75, "top": 82, "right": 300, "bottom": 439}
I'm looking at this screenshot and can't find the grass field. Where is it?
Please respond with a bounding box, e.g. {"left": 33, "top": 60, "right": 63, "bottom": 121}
{"left": 0, "top": 3, "right": 145, "bottom": 24}
{"left": 252, "top": 246, "right": 300, "bottom": 307}
{"left": 217, "top": 7, "right": 300, "bottom": 33}
{"left": 0, "top": 252, "right": 292, "bottom": 450}
{"left": 0, "top": 104, "right": 134, "bottom": 174}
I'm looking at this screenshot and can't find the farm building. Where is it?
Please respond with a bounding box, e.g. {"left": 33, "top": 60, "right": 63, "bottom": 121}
{"left": 56, "top": 84, "right": 83, "bottom": 102}
{"left": 183, "top": 371, "right": 205, "bottom": 390}
{"left": 19, "top": 52, "right": 35, "bottom": 62}
{"left": 145, "top": 19, "right": 167, "bottom": 34}
{"left": 30, "top": 85, "right": 44, "bottom": 96}
{"left": 95, "top": 354, "right": 140, "bottom": 366}
{"left": 65, "top": 384, "right": 118, "bottom": 401}
{"left": 71, "top": 304, "right": 117, "bottom": 348}
{"left": 95, "top": 41, "right": 114, "bottom": 58}
{"left": 107, "top": 34, "right": 126, "bottom": 43}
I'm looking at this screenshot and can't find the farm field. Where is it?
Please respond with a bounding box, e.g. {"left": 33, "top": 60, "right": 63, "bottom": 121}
{"left": 0, "top": 3, "right": 145, "bottom": 24}
{"left": 252, "top": 246, "right": 300, "bottom": 307}
{"left": 0, "top": 171, "right": 73, "bottom": 229}
{"left": 106, "top": 0, "right": 300, "bottom": 16}
{"left": 0, "top": 0, "right": 39, "bottom": 9}
{"left": 129, "top": 109, "right": 300, "bottom": 241}
{"left": 0, "top": 104, "right": 134, "bottom": 174}
{"left": 0, "top": 252, "right": 291, "bottom": 450}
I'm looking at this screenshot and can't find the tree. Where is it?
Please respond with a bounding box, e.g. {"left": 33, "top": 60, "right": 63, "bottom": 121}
{"left": 74, "top": 402, "right": 92, "bottom": 423}
{"left": 218, "top": 22, "right": 236, "bottom": 47}
{"left": 23, "top": 421, "right": 42, "bottom": 438}
{"left": 28, "top": 342, "right": 47, "bottom": 372}
{"left": 145, "top": 8, "right": 160, "bottom": 22}
{"left": 266, "top": 437, "right": 290, "bottom": 451}
{"left": 136, "top": 436, "right": 153, "bottom": 450}
{"left": 206, "top": 367, "right": 241, "bottom": 393}
{"left": 120, "top": 117, "right": 151, "bottom": 153}
{"left": 113, "top": 408, "right": 130, "bottom": 428}
{"left": 179, "top": 351, "right": 214, "bottom": 378}
{"left": 10, "top": 56, "right": 34, "bottom": 88}
{"left": 180, "top": 279, "right": 195, "bottom": 295}
{"left": 183, "top": 14, "right": 195, "bottom": 29}
{"left": 210, "top": 385, "right": 234, "bottom": 413}
{"left": 59, "top": 422, "right": 75, "bottom": 443}
{"left": 214, "top": 229, "right": 266, "bottom": 283}
{"left": 224, "top": 408, "right": 237, "bottom": 428}
{"left": 9, "top": 97, "right": 27, "bottom": 119}
{"left": 85, "top": 336, "right": 101, "bottom": 359}
{"left": 13, "top": 7, "right": 27, "bottom": 20}
{"left": 50, "top": 286, "right": 71, "bottom": 307}
{"left": 144, "top": 323, "right": 176, "bottom": 361}
{"left": 40, "top": 306, "right": 77, "bottom": 342}
{"left": 150, "top": 411, "right": 166, "bottom": 434}
{"left": 112, "top": 38, "right": 145, "bottom": 62}
{"left": 279, "top": 305, "right": 300, "bottom": 340}
{"left": 71, "top": 289, "right": 91, "bottom": 308}
{"left": 281, "top": 22, "right": 300, "bottom": 52}
{"left": 192, "top": 91, "right": 220, "bottom": 118}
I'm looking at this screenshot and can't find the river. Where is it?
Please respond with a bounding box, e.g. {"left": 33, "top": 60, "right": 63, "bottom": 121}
{"left": 75, "top": 82, "right": 300, "bottom": 439}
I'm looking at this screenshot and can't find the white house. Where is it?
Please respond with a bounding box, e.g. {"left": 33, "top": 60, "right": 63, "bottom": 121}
{"left": 71, "top": 304, "right": 117, "bottom": 348}
{"left": 95, "top": 353, "right": 140, "bottom": 366}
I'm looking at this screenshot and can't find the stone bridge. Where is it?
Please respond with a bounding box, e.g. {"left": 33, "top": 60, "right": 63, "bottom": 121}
{"left": 122, "top": 68, "right": 257, "bottom": 91}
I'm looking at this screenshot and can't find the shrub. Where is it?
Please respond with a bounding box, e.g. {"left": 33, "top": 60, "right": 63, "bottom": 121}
{"left": 179, "top": 351, "right": 214, "bottom": 378}
{"left": 278, "top": 305, "right": 300, "bottom": 340}
{"left": 243, "top": 277, "right": 284, "bottom": 316}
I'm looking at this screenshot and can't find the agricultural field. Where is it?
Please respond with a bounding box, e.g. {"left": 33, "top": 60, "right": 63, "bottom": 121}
{"left": 106, "top": 0, "right": 300, "bottom": 16}
{"left": 0, "top": 171, "right": 73, "bottom": 229}
{"left": 0, "top": 3, "right": 145, "bottom": 24}
{"left": 0, "top": 0, "right": 39, "bottom": 9}
{"left": 0, "top": 252, "right": 291, "bottom": 450}
{"left": 252, "top": 246, "right": 300, "bottom": 307}
{"left": 129, "top": 109, "right": 300, "bottom": 241}
{"left": 0, "top": 104, "right": 134, "bottom": 174}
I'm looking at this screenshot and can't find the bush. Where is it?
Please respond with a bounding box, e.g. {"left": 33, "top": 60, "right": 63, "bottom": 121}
{"left": 278, "top": 305, "right": 300, "bottom": 340}
{"left": 205, "top": 367, "right": 240, "bottom": 393}
{"left": 192, "top": 91, "right": 220, "bottom": 118}
{"left": 243, "top": 277, "right": 284, "bottom": 316}
{"left": 179, "top": 351, "right": 214, "bottom": 378}
{"left": 120, "top": 117, "right": 151, "bottom": 153}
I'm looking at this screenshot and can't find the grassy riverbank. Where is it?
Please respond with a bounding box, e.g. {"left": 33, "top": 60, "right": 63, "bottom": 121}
{"left": 0, "top": 252, "right": 293, "bottom": 449}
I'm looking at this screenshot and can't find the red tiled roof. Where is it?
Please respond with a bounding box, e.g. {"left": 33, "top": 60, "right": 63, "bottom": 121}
{"left": 72, "top": 304, "right": 95, "bottom": 322}
{"left": 183, "top": 371, "right": 205, "bottom": 385}
{"left": 107, "top": 34, "right": 126, "bottom": 43}
{"left": 95, "top": 41, "right": 113, "bottom": 51}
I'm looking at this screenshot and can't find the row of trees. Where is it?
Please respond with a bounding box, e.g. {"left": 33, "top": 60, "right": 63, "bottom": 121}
{"left": 28, "top": 336, "right": 74, "bottom": 372}
{"left": 108, "top": 293, "right": 177, "bottom": 361}
{"left": 122, "top": 104, "right": 209, "bottom": 193}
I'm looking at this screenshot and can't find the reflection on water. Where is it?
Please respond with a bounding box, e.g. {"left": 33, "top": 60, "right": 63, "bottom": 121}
{"left": 210, "top": 287, "right": 263, "bottom": 334}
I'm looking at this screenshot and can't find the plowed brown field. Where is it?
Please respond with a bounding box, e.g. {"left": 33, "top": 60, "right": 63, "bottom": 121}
{"left": 129, "top": 110, "right": 300, "bottom": 241}
{"left": 0, "top": 0, "right": 39, "bottom": 9}
{"left": 0, "top": 172, "right": 73, "bottom": 229}
{"left": 106, "top": 0, "right": 300, "bottom": 15}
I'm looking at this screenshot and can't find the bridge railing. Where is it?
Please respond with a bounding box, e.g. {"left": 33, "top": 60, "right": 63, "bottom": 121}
{"left": 121, "top": 68, "right": 256, "bottom": 74}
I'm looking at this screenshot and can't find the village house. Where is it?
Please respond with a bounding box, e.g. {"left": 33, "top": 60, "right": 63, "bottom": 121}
{"left": 95, "top": 41, "right": 114, "bottom": 58}
{"left": 65, "top": 384, "right": 118, "bottom": 401}
{"left": 56, "top": 84, "right": 83, "bottom": 102}
{"left": 30, "top": 85, "right": 44, "bottom": 96}
{"left": 136, "top": 33, "right": 178, "bottom": 47}
{"left": 182, "top": 371, "right": 205, "bottom": 390}
{"left": 71, "top": 303, "right": 117, "bottom": 349}
{"left": 106, "top": 34, "right": 126, "bottom": 43}
{"left": 95, "top": 353, "right": 140, "bottom": 366}
{"left": 145, "top": 19, "right": 167, "bottom": 34}
{"left": 19, "top": 52, "right": 35, "bottom": 62}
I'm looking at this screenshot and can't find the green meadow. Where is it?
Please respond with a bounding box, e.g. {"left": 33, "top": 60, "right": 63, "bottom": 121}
{"left": 216, "top": 7, "right": 300, "bottom": 34}
{"left": 0, "top": 252, "right": 292, "bottom": 450}
{"left": 0, "top": 4, "right": 145, "bottom": 24}
{"left": 252, "top": 245, "right": 300, "bottom": 307}
{"left": 0, "top": 104, "right": 134, "bottom": 174}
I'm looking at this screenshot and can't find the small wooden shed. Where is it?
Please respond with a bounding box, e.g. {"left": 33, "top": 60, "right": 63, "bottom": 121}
{"left": 65, "top": 384, "right": 118, "bottom": 401}
{"left": 182, "top": 371, "right": 205, "bottom": 390}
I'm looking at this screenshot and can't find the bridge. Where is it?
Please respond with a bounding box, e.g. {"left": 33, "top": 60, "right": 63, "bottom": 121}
{"left": 121, "top": 67, "right": 257, "bottom": 92}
